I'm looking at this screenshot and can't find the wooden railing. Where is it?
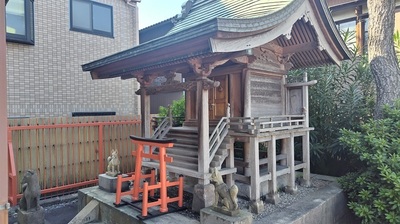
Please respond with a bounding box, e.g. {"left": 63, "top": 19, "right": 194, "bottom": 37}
{"left": 229, "top": 115, "right": 306, "bottom": 134}
{"left": 209, "top": 117, "right": 229, "bottom": 164}
{"left": 151, "top": 116, "right": 172, "bottom": 139}
{"left": 7, "top": 116, "right": 141, "bottom": 206}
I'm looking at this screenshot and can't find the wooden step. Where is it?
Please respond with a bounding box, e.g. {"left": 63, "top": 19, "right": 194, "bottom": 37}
{"left": 182, "top": 120, "right": 220, "bottom": 128}
{"left": 169, "top": 154, "right": 199, "bottom": 163}
{"left": 170, "top": 160, "right": 198, "bottom": 171}
{"left": 166, "top": 131, "right": 198, "bottom": 137}
{"left": 166, "top": 136, "right": 198, "bottom": 145}
{"left": 169, "top": 127, "right": 198, "bottom": 134}
{"left": 142, "top": 161, "right": 236, "bottom": 179}
{"left": 172, "top": 143, "right": 198, "bottom": 150}
{"left": 167, "top": 147, "right": 198, "bottom": 157}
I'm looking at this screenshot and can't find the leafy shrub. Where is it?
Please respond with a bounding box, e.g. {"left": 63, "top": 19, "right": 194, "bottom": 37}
{"left": 287, "top": 52, "right": 375, "bottom": 176}
{"left": 158, "top": 97, "right": 185, "bottom": 126}
{"left": 339, "top": 101, "right": 400, "bottom": 223}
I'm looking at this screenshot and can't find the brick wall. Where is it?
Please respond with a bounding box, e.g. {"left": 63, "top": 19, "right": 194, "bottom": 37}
{"left": 6, "top": 0, "right": 140, "bottom": 117}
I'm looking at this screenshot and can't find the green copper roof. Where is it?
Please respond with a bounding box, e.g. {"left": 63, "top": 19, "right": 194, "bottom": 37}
{"left": 169, "top": 0, "right": 293, "bottom": 34}
{"left": 82, "top": 0, "right": 350, "bottom": 78}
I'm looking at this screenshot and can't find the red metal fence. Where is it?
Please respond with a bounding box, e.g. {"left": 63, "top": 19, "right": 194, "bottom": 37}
{"left": 7, "top": 116, "right": 141, "bottom": 206}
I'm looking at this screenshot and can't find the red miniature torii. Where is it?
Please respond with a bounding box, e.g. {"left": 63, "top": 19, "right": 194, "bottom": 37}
{"left": 114, "top": 135, "right": 184, "bottom": 217}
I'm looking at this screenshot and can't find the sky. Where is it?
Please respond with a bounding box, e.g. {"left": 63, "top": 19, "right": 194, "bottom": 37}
{"left": 138, "top": 0, "right": 186, "bottom": 29}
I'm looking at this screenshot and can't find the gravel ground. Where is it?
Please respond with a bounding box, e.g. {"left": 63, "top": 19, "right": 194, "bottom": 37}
{"left": 178, "top": 177, "right": 331, "bottom": 222}
{"left": 8, "top": 198, "right": 78, "bottom": 224}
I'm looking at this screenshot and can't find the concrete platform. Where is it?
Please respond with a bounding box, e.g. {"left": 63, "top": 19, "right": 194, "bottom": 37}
{"left": 77, "top": 175, "right": 357, "bottom": 224}
{"left": 78, "top": 187, "right": 199, "bottom": 224}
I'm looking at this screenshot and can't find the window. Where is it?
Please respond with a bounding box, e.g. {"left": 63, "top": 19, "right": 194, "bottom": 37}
{"left": 6, "top": 0, "right": 35, "bottom": 44}
{"left": 70, "top": 0, "right": 113, "bottom": 38}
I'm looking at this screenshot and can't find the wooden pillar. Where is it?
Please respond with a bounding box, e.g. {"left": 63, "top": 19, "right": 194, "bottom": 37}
{"left": 249, "top": 137, "right": 260, "bottom": 201}
{"left": 243, "top": 142, "right": 251, "bottom": 176}
{"left": 0, "top": 1, "right": 9, "bottom": 222}
{"left": 243, "top": 70, "right": 252, "bottom": 176}
{"left": 197, "top": 78, "right": 209, "bottom": 185}
{"left": 243, "top": 69, "right": 251, "bottom": 117}
{"left": 267, "top": 135, "right": 279, "bottom": 204}
{"left": 280, "top": 138, "right": 288, "bottom": 166}
{"left": 355, "top": 5, "right": 364, "bottom": 55}
{"left": 140, "top": 89, "right": 151, "bottom": 138}
{"left": 286, "top": 133, "right": 297, "bottom": 194}
{"left": 185, "top": 90, "right": 191, "bottom": 121}
{"left": 302, "top": 72, "right": 311, "bottom": 186}
{"left": 225, "top": 138, "right": 234, "bottom": 187}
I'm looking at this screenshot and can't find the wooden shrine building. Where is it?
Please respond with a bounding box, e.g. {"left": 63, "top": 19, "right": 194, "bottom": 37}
{"left": 82, "top": 0, "right": 350, "bottom": 213}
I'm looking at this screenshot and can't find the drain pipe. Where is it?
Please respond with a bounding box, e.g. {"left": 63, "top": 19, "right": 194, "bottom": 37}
{"left": 125, "top": 0, "right": 141, "bottom": 46}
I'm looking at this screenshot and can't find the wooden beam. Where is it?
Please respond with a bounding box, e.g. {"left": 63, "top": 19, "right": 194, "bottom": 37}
{"left": 284, "top": 80, "right": 317, "bottom": 88}
{"left": 281, "top": 41, "right": 319, "bottom": 55}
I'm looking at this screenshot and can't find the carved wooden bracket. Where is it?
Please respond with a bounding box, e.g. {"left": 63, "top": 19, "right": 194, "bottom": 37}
{"left": 231, "top": 55, "right": 257, "bottom": 64}
{"left": 133, "top": 72, "right": 158, "bottom": 87}
{"left": 198, "top": 77, "right": 220, "bottom": 90}
{"left": 188, "top": 58, "right": 229, "bottom": 77}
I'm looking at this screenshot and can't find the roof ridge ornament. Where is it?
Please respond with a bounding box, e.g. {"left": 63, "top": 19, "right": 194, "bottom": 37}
{"left": 177, "top": 0, "right": 195, "bottom": 20}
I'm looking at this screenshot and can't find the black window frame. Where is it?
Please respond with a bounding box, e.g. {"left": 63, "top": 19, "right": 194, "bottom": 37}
{"left": 6, "top": 0, "right": 35, "bottom": 45}
{"left": 70, "top": 0, "right": 114, "bottom": 38}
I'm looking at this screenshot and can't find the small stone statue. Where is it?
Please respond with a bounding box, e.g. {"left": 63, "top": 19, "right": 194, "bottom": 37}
{"left": 106, "top": 149, "right": 120, "bottom": 177}
{"left": 19, "top": 170, "right": 41, "bottom": 212}
{"left": 210, "top": 167, "right": 239, "bottom": 215}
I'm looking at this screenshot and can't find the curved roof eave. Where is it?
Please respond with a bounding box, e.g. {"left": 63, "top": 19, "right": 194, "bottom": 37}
{"left": 209, "top": 0, "right": 350, "bottom": 63}
{"left": 82, "top": 0, "right": 304, "bottom": 74}
{"left": 82, "top": 19, "right": 220, "bottom": 73}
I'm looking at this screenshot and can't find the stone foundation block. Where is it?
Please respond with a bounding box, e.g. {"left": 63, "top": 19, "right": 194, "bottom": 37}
{"left": 249, "top": 199, "right": 265, "bottom": 214}
{"left": 200, "top": 207, "right": 252, "bottom": 224}
{"left": 98, "top": 173, "right": 129, "bottom": 193}
{"left": 17, "top": 206, "right": 45, "bottom": 224}
{"left": 192, "top": 183, "right": 215, "bottom": 212}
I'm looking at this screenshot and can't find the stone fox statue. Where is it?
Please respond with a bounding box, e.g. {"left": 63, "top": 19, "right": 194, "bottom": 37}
{"left": 19, "top": 170, "right": 41, "bottom": 212}
{"left": 210, "top": 167, "right": 239, "bottom": 211}
{"left": 107, "top": 149, "right": 120, "bottom": 176}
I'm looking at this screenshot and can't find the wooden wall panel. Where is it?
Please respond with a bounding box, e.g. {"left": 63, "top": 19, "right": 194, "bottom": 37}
{"left": 250, "top": 72, "right": 284, "bottom": 117}
{"left": 289, "top": 88, "right": 303, "bottom": 115}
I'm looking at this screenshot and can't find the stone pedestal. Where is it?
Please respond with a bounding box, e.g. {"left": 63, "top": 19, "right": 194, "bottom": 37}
{"left": 192, "top": 184, "right": 215, "bottom": 213}
{"left": 200, "top": 207, "right": 253, "bottom": 224}
{"left": 17, "top": 206, "right": 45, "bottom": 224}
{"left": 98, "top": 173, "right": 129, "bottom": 193}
